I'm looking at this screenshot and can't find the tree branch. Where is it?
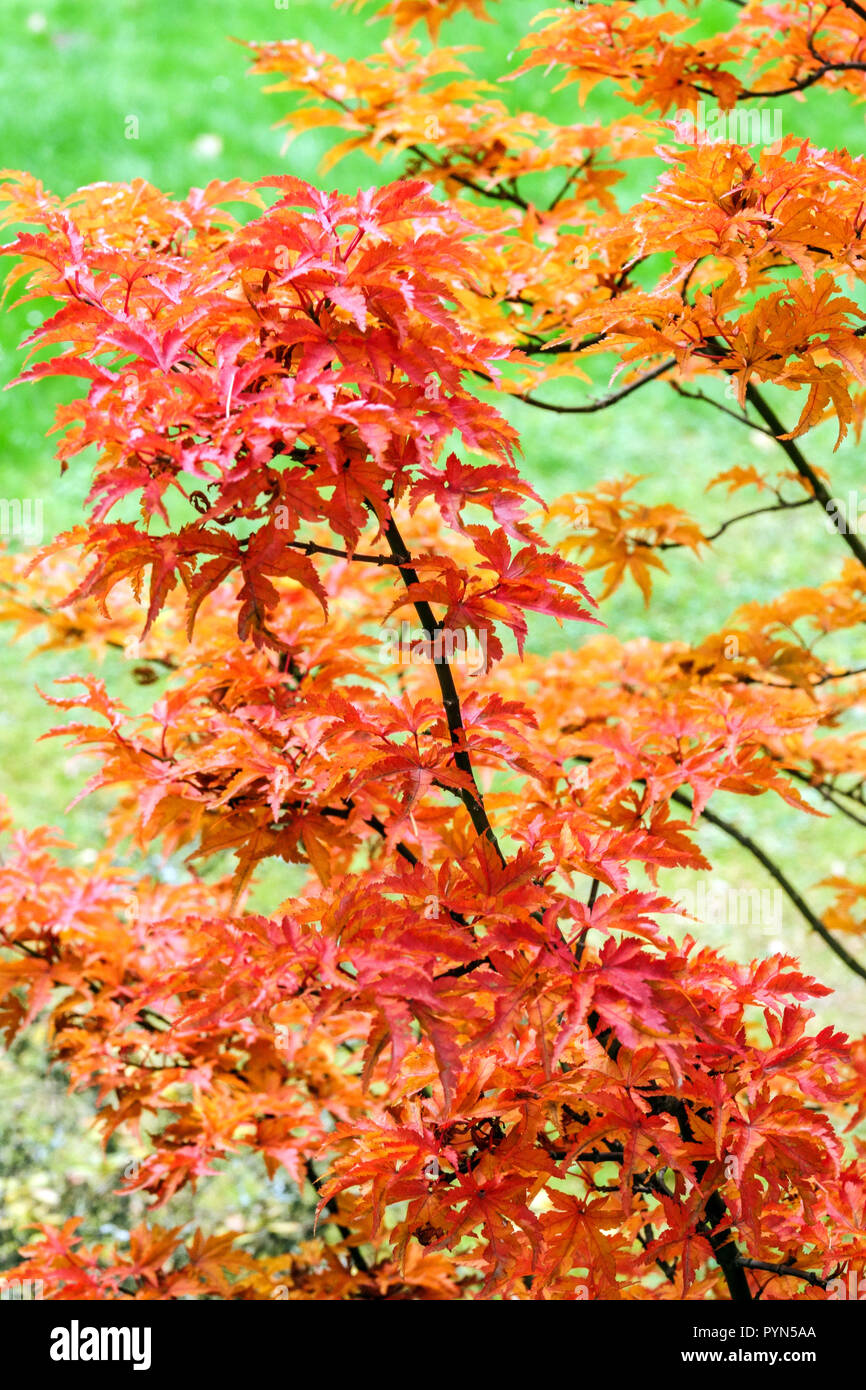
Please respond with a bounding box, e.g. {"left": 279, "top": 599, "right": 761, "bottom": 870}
{"left": 744, "top": 382, "right": 866, "bottom": 570}
{"left": 670, "top": 381, "right": 776, "bottom": 437}
{"left": 736, "top": 1257, "right": 828, "bottom": 1290}
{"left": 516, "top": 360, "right": 674, "bottom": 414}
{"left": 383, "top": 513, "right": 506, "bottom": 865}
{"left": 671, "top": 788, "right": 866, "bottom": 984}
{"left": 634, "top": 496, "right": 814, "bottom": 553}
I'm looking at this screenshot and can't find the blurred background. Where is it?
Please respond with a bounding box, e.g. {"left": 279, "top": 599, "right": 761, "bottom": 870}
{"left": 0, "top": 0, "right": 864, "bottom": 1275}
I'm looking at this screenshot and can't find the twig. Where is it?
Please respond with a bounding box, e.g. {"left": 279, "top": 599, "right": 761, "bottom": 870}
{"left": 745, "top": 381, "right": 866, "bottom": 571}
{"left": 672, "top": 788, "right": 866, "bottom": 984}
{"left": 736, "top": 1257, "right": 828, "bottom": 1290}
{"left": 516, "top": 360, "right": 674, "bottom": 414}
{"left": 670, "top": 381, "right": 776, "bottom": 437}
{"left": 383, "top": 513, "right": 506, "bottom": 865}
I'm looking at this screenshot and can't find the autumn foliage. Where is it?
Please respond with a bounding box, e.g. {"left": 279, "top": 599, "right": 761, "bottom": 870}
{"left": 3, "top": 0, "right": 866, "bottom": 1300}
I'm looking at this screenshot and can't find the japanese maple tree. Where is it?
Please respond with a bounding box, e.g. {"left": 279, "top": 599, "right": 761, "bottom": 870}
{"left": 2, "top": 0, "right": 866, "bottom": 1299}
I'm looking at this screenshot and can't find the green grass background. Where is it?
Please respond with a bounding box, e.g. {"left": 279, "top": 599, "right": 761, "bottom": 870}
{"left": 0, "top": 0, "right": 865, "bottom": 1270}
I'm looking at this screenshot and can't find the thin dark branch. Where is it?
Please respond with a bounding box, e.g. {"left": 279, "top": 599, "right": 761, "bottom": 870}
{"left": 736, "top": 1257, "right": 828, "bottom": 1290}
{"left": 436, "top": 956, "right": 490, "bottom": 979}
{"left": 547, "top": 159, "right": 590, "bottom": 211}
{"left": 517, "top": 331, "right": 608, "bottom": 357}
{"left": 782, "top": 767, "right": 866, "bottom": 829}
{"left": 684, "top": 336, "right": 866, "bottom": 569}
{"left": 573, "top": 879, "right": 600, "bottom": 966}
{"left": 699, "top": 497, "right": 814, "bottom": 544}
{"left": 637, "top": 496, "right": 814, "bottom": 553}
{"left": 286, "top": 539, "right": 402, "bottom": 566}
{"left": 636, "top": 1223, "right": 679, "bottom": 1285}
{"left": 516, "top": 360, "right": 674, "bottom": 414}
{"left": 728, "top": 665, "right": 866, "bottom": 693}
{"left": 566, "top": 753, "right": 866, "bottom": 986}
{"left": 407, "top": 144, "right": 530, "bottom": 210}
{"left": 310, "top": 1159, "right": 370, "bottom": 1276}
{"left": 672, "top": 788, "right": 866, "bottom": 984}
{"left": 735, "top": 60, "right": 866, "bottom": 99}
{"left": 574, "top": 1123, "right": 750, "bottom": 1298}
{"left": 811, "top": 664, "right": 866, "bottom": 686}
{"left": 670, "top": 381, "right": 776, "bottom": 437}
{"left": 383, "top": 513, "right": 506, "bottom": 865}
{"left": 744, "top": 381, "right": 866, "bottom": 571}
